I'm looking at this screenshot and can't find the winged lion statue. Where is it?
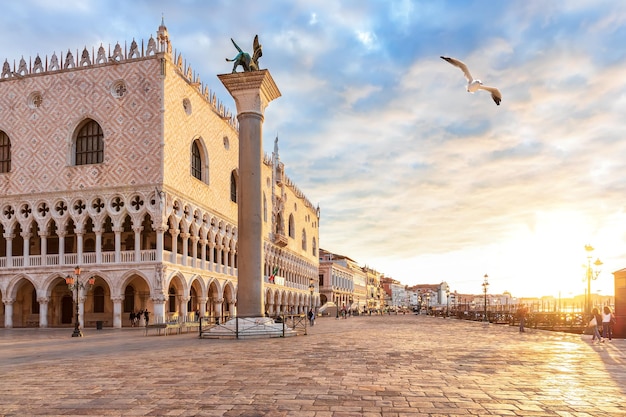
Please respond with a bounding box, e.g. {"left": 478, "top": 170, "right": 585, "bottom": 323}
{"left": 226, "top": 35, "right": 263, "bottom": 73}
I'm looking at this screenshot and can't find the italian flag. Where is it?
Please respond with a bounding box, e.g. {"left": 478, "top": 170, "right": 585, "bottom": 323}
{"left": 269, "top": 266, "right": 278, "bottom": 282}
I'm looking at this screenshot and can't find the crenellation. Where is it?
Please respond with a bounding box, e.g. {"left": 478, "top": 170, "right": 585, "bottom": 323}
{"left": 0, "top": 32, "right": 238, "bottom": 131}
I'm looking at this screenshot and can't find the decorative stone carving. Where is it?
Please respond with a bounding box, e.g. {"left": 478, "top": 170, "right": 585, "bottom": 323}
{"left": 49, "top": 53, "right": 59, "bottom": 71}
{"left": 111, "top": 43, "right": 123, "bottom": 62}
{"left": 17, "top": 57, "right": 28, "bottom": 76}
{"left": 79, "top": 47, "right": 91, "bottom": 66}
{"left": 129, "top": 39, "right": 140, "bottom": 59}
{"left": 64, "top": 50, "right": 75, "bottom": 69}
{"left": 33, "top": 55, "right": 43, "bottom": 73}
{"left": 1, "top": 60, "right": 11, "bottom": 78}
{"left": 146, "top": 36, "right": 157, "bottom": 56}
{"left": 96, "top": 45, "right": 107, "bottom": 64}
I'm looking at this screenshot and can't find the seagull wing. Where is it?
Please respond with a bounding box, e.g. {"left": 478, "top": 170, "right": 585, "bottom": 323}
{"left": 440, "top": 56, "right": 473, "bottom": 82}
{"left": 477, "top": 85, "right": 502, "bottom": 105}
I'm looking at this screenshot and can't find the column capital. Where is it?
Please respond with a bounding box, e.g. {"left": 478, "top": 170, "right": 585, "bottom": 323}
{"left": 218, "top": 69, "right": 281, "bottom": 116}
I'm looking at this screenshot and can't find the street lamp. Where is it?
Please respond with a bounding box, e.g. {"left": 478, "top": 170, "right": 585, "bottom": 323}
{"left": 584, "top": 244, "right": 602, "bottom": 315}
{"left": 445, "top": 287, "right": 450, "bottom": 319}
{"left": 65, "top": 266, "right": 95, "bottom": 337}
{"left": 482, "top": 274, "right": 489, "bottom": 323}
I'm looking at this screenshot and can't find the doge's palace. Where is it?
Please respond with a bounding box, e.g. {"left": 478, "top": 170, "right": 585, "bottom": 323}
{"left": 0, "top": 20, "right": 320, "bottom": 329}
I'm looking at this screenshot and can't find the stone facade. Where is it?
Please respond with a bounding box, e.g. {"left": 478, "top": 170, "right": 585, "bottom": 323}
{"left": 0, "top": 21, "right": 319, "bottom": 328}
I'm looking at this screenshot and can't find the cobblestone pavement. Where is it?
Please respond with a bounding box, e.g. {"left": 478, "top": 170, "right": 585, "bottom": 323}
{"left": 0, "top": 315, "right": 624, "bottom": 417}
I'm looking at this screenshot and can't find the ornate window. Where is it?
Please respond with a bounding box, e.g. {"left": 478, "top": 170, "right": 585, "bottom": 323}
{"left": 302, "top": 228, "right": 307, "bottom": 250}
{"left": 190, "top": 138, "right": 209, "bottom": 183}
{"left": 230, "top": 170, "right": 238, "bottom": 203}
{"left": 75, "top": 119, "right": 103, "bottom": 165}
{"left": 191, "top": 141, "right": 202, "bottom": 180}
{"left": 0, "top": 130, "right": 11, "bottom": 173}
{"left": 288, "top": 214, "right": 295, "bottom": 238}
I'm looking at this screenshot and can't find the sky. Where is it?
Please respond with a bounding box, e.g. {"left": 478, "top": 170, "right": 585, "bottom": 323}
{"left": 1, "top": 0, "right": 625, "bottom": 299}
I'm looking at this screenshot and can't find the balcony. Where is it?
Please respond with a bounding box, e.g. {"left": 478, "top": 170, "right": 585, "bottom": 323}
{"left": 273, "top": 233, "right": 288, "bottom": 247}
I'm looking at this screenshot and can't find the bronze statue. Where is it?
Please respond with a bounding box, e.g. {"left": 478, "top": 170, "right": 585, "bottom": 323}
{"left": 226, "top": 35, "right": 262, "bottom": 73}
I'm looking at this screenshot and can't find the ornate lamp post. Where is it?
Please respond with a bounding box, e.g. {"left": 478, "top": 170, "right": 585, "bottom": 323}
{"left": 65, "top": 266, "right": 95, "bottom": 337}
{"left": 482, "top": 274, "right": 489, "bottom": 323}
{"left": 584, "top": 244, "right": 602, "bottom": 315}
{"left": 445, "top": 287, "right": 450, "bottom": 318}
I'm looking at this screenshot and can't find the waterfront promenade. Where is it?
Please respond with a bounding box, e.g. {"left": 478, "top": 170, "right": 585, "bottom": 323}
{"left": 0, "top": 314, "right": 624, "bottom": 416}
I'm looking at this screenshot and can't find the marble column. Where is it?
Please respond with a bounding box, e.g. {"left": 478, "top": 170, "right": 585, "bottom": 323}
{"left": 3, "top": 299, "right": 14, "bottom": 328}
{"left": 218, "top": 70, "right": 281, "bottom": 318}
{"left": 112, "top": 297, "right": 123, "bottom": 328}
{"left": 38, "top": 297, "right": 49, "bottom": 328}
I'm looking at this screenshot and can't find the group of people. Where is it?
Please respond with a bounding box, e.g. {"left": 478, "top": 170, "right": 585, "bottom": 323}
{"left": 588, "top": 306, "right": 616, "bottom": 343}
{"left": 129, "top": 309, "right": 150, "bottom": 327}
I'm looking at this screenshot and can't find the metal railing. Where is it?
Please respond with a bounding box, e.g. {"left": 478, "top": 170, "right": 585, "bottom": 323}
{"left": 198, "top": 314, "right": 308, "bottom": 339}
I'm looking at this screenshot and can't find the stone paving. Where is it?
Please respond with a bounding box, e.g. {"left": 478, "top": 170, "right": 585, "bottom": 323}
{"left": 0, "top": 314, "right": 624, "bottom": 417}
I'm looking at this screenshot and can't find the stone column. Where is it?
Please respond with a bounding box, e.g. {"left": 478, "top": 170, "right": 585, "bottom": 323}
{"left": 22, "top": 232, "right": 31, "bottom": 267}
{"left": 199, "top": 238, "right": 207, "bottom": 270}
{"left": 218, "top": 70, "right": 281, "bottom": 318}
{"left": 39, "top": 231, "right": 48, "bottom": 266}
{"left": 113, "top": 227, "right": 122, "bottom": 263}
{"left": 3, "top": 299, "right": 14, "bottom": 328}
{"left": 112, "top": 297, "right": 123, "bottom": 328}
{"left": 133, "top": 226, "right": 143, "bottom": 262}
{"left": 152, "top": 295, "right": 167, "bottom": 324}
{"left": 4, "top": 233, "right": 13, "bottom": 267}
{"left": 94, "top": 229, "right": 103, "bottom": 263}
{"left": 198, "top": 297, "right": 207, "bottom": 318}
{"left": 38, "top": 297, "right": 49, "bottom": 328}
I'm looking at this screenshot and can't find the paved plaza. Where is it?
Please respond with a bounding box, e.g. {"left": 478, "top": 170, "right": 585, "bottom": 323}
{"left": 0, "top": 315, "right": 624, "bottom": 417}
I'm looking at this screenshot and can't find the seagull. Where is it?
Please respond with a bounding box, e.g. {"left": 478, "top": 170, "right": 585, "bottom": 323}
{"left": 440, "top": 56, "right": 502, "bottom": 105}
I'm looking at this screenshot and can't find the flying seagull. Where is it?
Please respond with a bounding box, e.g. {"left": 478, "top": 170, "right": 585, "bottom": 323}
{"left": 440, "top": 56, "right": 502, "bottom": 105}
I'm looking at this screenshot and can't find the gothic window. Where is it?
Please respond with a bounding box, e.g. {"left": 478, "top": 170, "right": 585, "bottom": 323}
{"left": 190, "top": 138, "right": 209, "bottom": 184}
{"left": 191, "top": 141, "right": 202, "bottom": 180}
{"left": 93, "top": 286, "right": 105, "bottom": 313}
{"left": 75, "top": 119, "right": 103, "bottom": 165}
{"left": 312, "top": 237, "right": 317, "bottom": 257}
{"left": 230, "top": 170, "right": 238, "bottom": 203}
{"left": 288, "top": 214, "right": 295, "bottom": 238}
{"left": 0, "top": 130, "right": 11, "bottom": 173}
{"left": 301, "top": 228, "right": 307, "bottom": 250}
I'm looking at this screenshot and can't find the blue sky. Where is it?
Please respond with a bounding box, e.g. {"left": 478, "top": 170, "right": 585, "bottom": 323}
{"left": 2, "top": 0, "right": 625, "bottom": 298}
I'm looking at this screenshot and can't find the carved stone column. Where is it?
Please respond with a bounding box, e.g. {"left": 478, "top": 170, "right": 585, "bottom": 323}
{"left": 111, "top": 296, "right": 124, "bottom": 328}
{"left": 37, "top": 297, "right": 49, "bottom": 328}
{"left": 38, "top": 231, "right": 48, "bottom": 266}
{"left": 3, "top": 299, "right": 14, "bottom": 328}
{"left": 4, "top": 233, "right": 14, "bottom": 267}
{"left": 218, "top": 70, "right": 280, "bottom": 318}
{"left": 21, "top": 231, "right": 31, "bottom": 267}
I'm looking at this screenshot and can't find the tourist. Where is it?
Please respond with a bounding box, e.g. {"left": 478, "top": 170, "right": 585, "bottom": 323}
{"left": 307, "top": 309, "right": 315, "bottom": 326}
{"left": 129, "top": 311, "right": 136, "bottom": 327}
{"left": 601, "top": 306, "right": 615, "bottom": 342}
{"left": 144, "top": 310, "right": 150, "bottom": 326}
{"left": 589, "top": 307, "right": 603, "bottom": 343}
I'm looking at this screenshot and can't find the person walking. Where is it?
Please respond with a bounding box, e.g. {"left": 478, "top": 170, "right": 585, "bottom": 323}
{"left": 601, "top": 306, "right": 615, "bottom": 342}
{"left": 589, "top": 307, "right": 603, "bottom": 343}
